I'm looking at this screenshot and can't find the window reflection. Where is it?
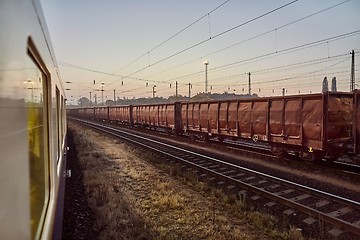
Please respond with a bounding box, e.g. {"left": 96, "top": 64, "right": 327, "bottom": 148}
{"left": 26, "top": 57, "right": 48, "bottom": 239}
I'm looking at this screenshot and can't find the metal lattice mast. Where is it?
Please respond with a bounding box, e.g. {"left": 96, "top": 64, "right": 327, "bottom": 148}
{"left": 350, "top": 50, "right": 355, "bottom": 91}
{"left": 248, "top": 72, "right": 251, "bottom": 95}
{"left": 204, "top": 61, "right": 209, "bottom": 93}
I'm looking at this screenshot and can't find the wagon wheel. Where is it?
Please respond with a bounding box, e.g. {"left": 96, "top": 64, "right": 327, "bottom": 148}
{"left": 270, "top": 146, "right": 287, "bottom": 158}
{"left": 252, "top": 134, "right": 259, "bottom": 142}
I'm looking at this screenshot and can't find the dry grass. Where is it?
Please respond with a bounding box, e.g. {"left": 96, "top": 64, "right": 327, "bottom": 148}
{"left": 69, "top": 122, "right": 304, "bottom": 240}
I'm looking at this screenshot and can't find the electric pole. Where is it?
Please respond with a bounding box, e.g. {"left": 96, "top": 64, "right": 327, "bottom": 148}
{"left": 188, "top": 83, "right": 192, "bottom": 100}
{"left": 350, "top": 50, "right": 355, "bottom": 91}
{"left": 248, "top": 72, "right": 251, "bottom": 95}
{"left": 89, "top": 92, "right": 92, "bottom": 106}
{"left": 204, "top": 61, "right": 209, "bottom": 93}
{"left": 152, "top": 85, "right": 156, "bottom": 98}
{"left": 175, "top": 81, "right": 178, "bottom": 97}
{"left": 101, "top": 82, "right": 105, "bottom": 105}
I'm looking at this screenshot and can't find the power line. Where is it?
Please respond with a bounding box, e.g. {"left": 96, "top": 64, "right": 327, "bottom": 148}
{"left": 146, "top": 0, "right": 350, "bottom": 79}
{"left": 60, "top": 36, "right": 357, "bottom": 97}
{"left": 206, "top": 53, "right": 352, "bottom": 84}
{"left": 166, "top": 31, "right": 360, "bottom": 83}
{"left": 208, "top": 55, "right": 350, "bottom": 84}
{"left": 100, "top": 0, "right": 231, "bottom": 82}
{"left": 107, "top": 0, "right": 300, "bottom": 87}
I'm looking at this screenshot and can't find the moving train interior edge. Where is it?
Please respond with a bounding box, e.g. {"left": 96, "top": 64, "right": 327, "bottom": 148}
{"left": 1, "top": 0, "right": 67, "bottom": 239}
{"left": 68, "top": 90, "right": 360, "bottom": 162}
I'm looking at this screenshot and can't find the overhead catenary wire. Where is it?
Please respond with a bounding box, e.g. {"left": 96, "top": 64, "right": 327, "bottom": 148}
{"left": 62, "top": 1, "right": 358, "bottom": 97}
{"left": 205, "top": 53, "right": 352, "bottom": 84}
{"left": 106, "top": 0, "right": 300, "bottom": 87}
{"left": 99, "top": 0, "right": 231, "bottom": 82}
{"left": 165, "top": 31, "right": 360, "bottom": 83}
{"left": 145, "top": 0, "right": 351, "bottom": 79}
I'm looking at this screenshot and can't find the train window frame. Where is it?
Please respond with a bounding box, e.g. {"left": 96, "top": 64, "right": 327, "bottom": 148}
{"left": 61, "top": 95, "right": 64, "bottom": 142}
{"left": 27, "top": 37, "right": 51, "bottom": 239}
{"left": 56, "top": 87, "right": 60, "bottom": 160}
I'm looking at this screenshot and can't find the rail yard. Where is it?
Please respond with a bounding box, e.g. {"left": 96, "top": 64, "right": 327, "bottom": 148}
{"left": 64, "top": 114, "right": 360, "bottom": 239}
{"left": 2, "top": 1, "right": 359, "bottom": 239}
{"left": 66, "top": 90, "right": 360, "bottom": 238}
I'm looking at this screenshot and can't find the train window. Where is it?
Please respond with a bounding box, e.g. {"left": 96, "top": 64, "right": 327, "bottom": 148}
{"left": 56, "top": 87, "right": 60, "bottom": 159}
{"left": 27, "top": 38, "right": 50, "bottom": 239}
{"left": 61, "top": 95, "right": 64, "bottom": 142}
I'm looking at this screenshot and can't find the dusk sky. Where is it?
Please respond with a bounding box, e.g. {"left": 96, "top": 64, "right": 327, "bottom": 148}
{"left": 40, "top": 0, "right": 360, "bottom": 103}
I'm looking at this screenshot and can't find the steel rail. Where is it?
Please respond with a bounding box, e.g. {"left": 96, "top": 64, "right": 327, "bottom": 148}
{"left": 73, "top": 118, "right": 360, "bottom": 236}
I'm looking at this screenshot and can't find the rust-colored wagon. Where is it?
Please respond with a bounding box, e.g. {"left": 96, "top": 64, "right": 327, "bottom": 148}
{"left": 109, "top": 106, "right": 132, "bottom": 125}
{"left": 181, "top": 92, "right": 354, "bottom": 160}
{"left": 94, "top": 106, "right": 109, "bottom": 120}
{"left": 133, "top": 103, "right": 181, "bottom": 132}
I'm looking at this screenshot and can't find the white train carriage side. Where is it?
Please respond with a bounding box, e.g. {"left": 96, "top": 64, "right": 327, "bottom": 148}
{"left": 0, "top": 0, "right": 67, "bottom": 239}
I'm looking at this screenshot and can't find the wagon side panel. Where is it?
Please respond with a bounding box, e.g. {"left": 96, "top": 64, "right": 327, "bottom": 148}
{"left": 284, "top": 98, "right": 301, "bottom": 145}
{"left": 133, "top": 106, "right": 140, "bottom": 124}
{"left": 355, "top": 90, "right": 360, "bottom": 154}
{"left": 149, "top": 105, "right": 157, "bottom": 126}
{"left": 327, "top": 94, "right": 353, "bottom": 141}
{"left": 158, "top": 105, "right": 165, "bottom": 127}
{"left": 269, "top": 99, "right": 283, "bottom": 139}
{"left": 218, "top": 101, "right": 229, "bottom": 135}
{"left": 227, "top": 101, "right": 238, "bottom": 136}
{"left": 302, "top": 97, "right": 323, "bottom": 150}
{"left": 192, "top": 103, "right": 200, "bottom": 131}
{"left": 238, "top": 101, "right": 252, "bottom": 139}
{"left": 208, "top": 102, "right": 219, "bottom": 134}
{"left": 181, "top": 103, "right": 188, "bottom": 131}
{"left": 166, "top": 104, "right": 175, "bottom": 129}
{"left": 251, "top": 101, "right": 267, "bottom": 141}
{"left": 199, "top": 103, "right": 209, "bottom": 133}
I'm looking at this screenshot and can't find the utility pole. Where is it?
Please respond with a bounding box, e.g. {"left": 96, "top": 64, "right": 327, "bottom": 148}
{"left": 152, "top": 85, "right": 156, "bottom": 98}
{"left": 188, "top": 83, "right": 192, "bottom": 100}
{"left": 89, "top": 92, "right": 92, "bottom": 106}
{"left": 101, "top": 82, "right": 105, "bottom": 105}
{"left": 204, "top": 61, "right": 209, "bottom": 93}
{"left": 248, "top": 72, "right": 251, "bottom": 95}
{"left": 175, "top": 81, "right": 178, "bottom": 97}
{"left": 350, "top": 49, "right": 355, "bottom": 91}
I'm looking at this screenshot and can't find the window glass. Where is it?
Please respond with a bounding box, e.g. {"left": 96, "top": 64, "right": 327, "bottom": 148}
{"left": 56, "top": 88, "right": 60, "bottom": 158}
{"left": 26, "top": 54, "right": 49, "bottom": 239}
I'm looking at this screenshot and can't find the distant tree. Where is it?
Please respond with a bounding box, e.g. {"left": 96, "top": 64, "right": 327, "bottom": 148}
{"left": 105, "top": 99, "right": 114, "bottom": 106}
{"left": 78, "top": 97, "right": 90, "bottom": 107}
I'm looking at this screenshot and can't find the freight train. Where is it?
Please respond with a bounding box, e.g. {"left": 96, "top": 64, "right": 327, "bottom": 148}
{"left": 68, "top": 91, "right": 360, "bottom": 162}
{"left": 0, "top": 0, "right": 67, "bottom": 239}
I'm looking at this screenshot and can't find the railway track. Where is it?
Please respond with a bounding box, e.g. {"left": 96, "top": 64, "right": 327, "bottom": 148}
{"left": 72, "top": 118, "right": 360, "bottom": 238}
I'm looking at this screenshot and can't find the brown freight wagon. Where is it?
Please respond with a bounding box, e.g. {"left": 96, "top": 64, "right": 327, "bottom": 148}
{"left": 109, "top": 105, "right": 132, "bottom": 125}
{"left": 66, "top": 108, "right": 77, "bottom": 117}
{"left": 83, "top": 107, "right": 95, "bottom": 119}
{"left": 94, "top": 106, "right": 109, "bottom": 120}
{"left": 354, "top": 90, "right": 360, "bottom": 155}
{"left": 133, "top": 103, "right": 181, "bottom": 132}
{"left": 181, "top": 92, "right": 354, "bottom": 160}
